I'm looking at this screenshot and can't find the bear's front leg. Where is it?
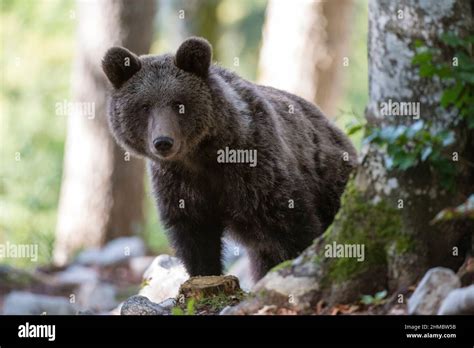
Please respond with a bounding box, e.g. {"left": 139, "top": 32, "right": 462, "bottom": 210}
{"left": 167, "top": 221, "right": 223, "bottom": 277}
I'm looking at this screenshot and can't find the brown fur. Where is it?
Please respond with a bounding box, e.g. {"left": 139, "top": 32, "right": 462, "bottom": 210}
{"left": 102, "top": 37, "right": 357, "bottom": 280}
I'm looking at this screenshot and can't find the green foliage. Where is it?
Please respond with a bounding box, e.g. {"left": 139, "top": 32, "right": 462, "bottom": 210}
{"left": 364, "top": 120, "right": 456, "bottom": 188}
{"left": 360, "top": 290, "right": 387, "bottom": 306}
{"left": 171, "top": 298, "right": 196, "bottom": 316}
{"left": 413, "top": 34, "right": 474, "bottom": 127}
{"left": 359, "top": 33, "right": 473, "bottom": 190}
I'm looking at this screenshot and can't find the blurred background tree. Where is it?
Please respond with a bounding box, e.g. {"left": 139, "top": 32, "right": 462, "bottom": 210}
{"left": 53, "top": 0, "right": 156, "bottom": 265}
{"left": 0, "top": 0, "right": 368, "bottom": 267}
{"left": 258, "top": 0, "right": 354, "bottom": 117}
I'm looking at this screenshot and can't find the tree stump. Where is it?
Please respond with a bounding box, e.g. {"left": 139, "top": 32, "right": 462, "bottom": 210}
{"left": 178, "top": 275, "right": 241, "bottom": 301}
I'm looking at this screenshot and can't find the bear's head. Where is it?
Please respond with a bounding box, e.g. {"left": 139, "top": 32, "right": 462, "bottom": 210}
{"left": 102, "top": 37, "right": 214, "bottom": 162}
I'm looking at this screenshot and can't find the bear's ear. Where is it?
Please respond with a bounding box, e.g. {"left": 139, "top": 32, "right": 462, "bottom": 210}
{"left": 102, "top": 47, "right": 141, "bottom": 89}
{"left": 175, "top": 37, "right": 212, "bottom": 78}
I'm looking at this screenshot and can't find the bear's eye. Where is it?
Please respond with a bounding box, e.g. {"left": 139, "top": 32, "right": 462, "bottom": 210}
{"left": 141, "top": 104, "right": 151, "bottom": 112}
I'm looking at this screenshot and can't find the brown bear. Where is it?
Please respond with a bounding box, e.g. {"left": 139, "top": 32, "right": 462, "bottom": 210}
{"left": 102, "top": 37, "right": 356, "bottom": 281}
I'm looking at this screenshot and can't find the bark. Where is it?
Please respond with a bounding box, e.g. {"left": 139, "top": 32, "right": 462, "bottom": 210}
{"left": 257, "top": 0, "right": 354, "bottom": 116}
{"left": 53, "top": 0, "right": 156, "bottom": 265}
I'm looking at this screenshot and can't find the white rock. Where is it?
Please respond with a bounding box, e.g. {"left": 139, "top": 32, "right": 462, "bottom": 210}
{"left": 438, "top": 285, "right": 474, "bottom": 315}
{"left": 254, "top": 271, "right": 319, "bottom": 300}
{"left": 76, "top": 237, "right": 146, "bottom": 266}
{"left": 77, "top": 281, "right": 117, "bottom": 312}
{"left": 3, "top": 291, "right": 76, "bottom": 315}
{"left": 408, "top": 267, "right": 461, "bottom": 315}
{"left": 138, "top": 255, "right": 189, "bottom": 304}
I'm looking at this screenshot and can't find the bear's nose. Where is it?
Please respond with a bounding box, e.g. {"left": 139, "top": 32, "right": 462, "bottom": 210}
{"left": 153, "top": 136, "right": 174, "bottom": 154}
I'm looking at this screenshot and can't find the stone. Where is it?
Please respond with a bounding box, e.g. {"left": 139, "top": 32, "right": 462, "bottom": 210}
{"left": 3, "top": 291, "right": 76, "bottom": 315}
{"left": 53, "top": 265, "right": 98, "bottom": 286}
{"left": 120, "top": 295, "right": 171, "bottom": 315}
{"left": 438, "top": 285, "right": 474, "bottom": 315}
{"left": 408, "top": 267, "right": 461, "bottom": 315}
{"left": 77, "top": 281, "right": 117, "bottom": 312}
{"left": 76, "top": 237, "right": 146, "bottom": 267}
{"left": 138, "top": 255, "right": 189, "bottom": 304}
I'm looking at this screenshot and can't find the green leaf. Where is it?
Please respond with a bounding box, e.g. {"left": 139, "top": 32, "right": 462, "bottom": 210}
{"left": 171, "top": 307, "right": 184, "bottom": 316}
{"left": 441, "top": 82, "right": 464, "bottom": 108}
{"left": 441, "top": 33, "right": 464, "bottom": 47}
{"left": 421, "top": 146, "right": 432, "bottom": 161}
{"left": 414, "top": 39, "right": 425, "bottom": 48}
{"left": 419, "top": 64, "right": 436, "bottom": 77}
{"left": 457, "top": 72, "right": 474, "bottom": 84}
{"left": 412, "top": 51, "right": 433, "bottom": 65}
{"left": 441, "top": 131, "right": 455, "bottom": 146}
{"left": 361, "top": 295, "right": 374, "bottom": 305}
{"left": 375, "top": 290, "right": 388, "bottom": 301}
{"left": 347, "top": 123, "right": 364, "bottom": 136}
{"left": 186, "top": 299, "right": 196, "bottom": 315}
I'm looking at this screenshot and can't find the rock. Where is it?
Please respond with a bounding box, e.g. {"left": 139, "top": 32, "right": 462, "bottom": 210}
{"left": 76, "top": 237, "right": 146, "bottom": 267}
{"left": 3, "top": 291, "right": 76, "bottom": 315}
{"left": 178, "top": 275, "right": 241, "bottom": 301}
{"left": 53, "top": 265, "right": 98, "bottom": 286}
{"left": 226, "top": 254, "right": 254, "bottom": 291}
{"left": 157, "top": 297, "right": 177, "bottom": 310}
{"left": 138, "top": 255, "right": 188, "bottom": 304}
{"left": 408, "top": 267, "right": 461, "bottom": 315}
{"left": 457, "top": 256, "right": 474, "bottom": 286}
{"left": 121, "top": 295, "right": 172, "bottom": 315}
{"left": 129, "top": 256, "right": 155, "bottom": 279}
{"left": 224, "top": 237, "right": 325, "bottom": 314}
{"left": 438, "top": 285, "right": 474, "bottom": 315}
{"left": 77, "top": 281, "right": 117, "bottom": 312}
{"left": 75, "top": 249, "right": 102, "bottom": 266}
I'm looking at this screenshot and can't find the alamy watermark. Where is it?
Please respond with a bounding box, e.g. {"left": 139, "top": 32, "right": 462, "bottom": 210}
{"left": 217, "top": 147, "right": 257, "bottom": 167}
{"left": 0, "top": 241, "right": 38, "bottom": 262}
{"left": 18, "top": 322, "right": 55, "bottom": 341}
{"left": 324, "top": 241, "right": 365, "bottom": 262}
{"left": 55, "top": 99, "right": 95, "bottom": 119}
{"left": 380, "top": 99, "right": 420, "bottom": 119}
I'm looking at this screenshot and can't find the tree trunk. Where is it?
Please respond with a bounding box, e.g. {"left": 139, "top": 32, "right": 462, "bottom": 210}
{"left": 358, "top": 0, "right": 473, "bottom": 290}
{"left": 177, "top": 0, "right": 221, "bottom": 62}
{"left": 53, "top": 0, "right": 156, "bottom": 265}
{"left": 257, "top": 0, "right": 354, "bottom": 116}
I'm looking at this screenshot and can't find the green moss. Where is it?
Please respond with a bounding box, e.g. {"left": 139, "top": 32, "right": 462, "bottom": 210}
{"left": 321, "top": 179, "right": 414, "bottom": 284}
{"left": 269, "top": 260, "right": 293, "bottom": 273}
{"left": 173, "top": 290, "right": 247, "bottom": 315}
{"left": 195, "top": 290, "right": 246, "bottom": 312}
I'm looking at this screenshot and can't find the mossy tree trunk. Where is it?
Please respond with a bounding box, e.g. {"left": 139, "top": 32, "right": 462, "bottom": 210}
{"left": 326, "top": 0, "right": 473, "bottom": 299}
{"left": 53, "top": 0, "right": 156, "bottom": 265}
